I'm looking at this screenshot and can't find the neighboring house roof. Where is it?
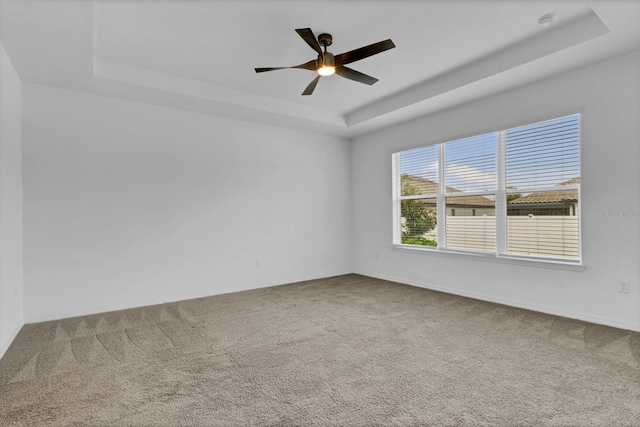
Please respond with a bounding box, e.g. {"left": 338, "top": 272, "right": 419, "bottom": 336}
{"left": 509, "top": 177, "right": 579, "bottom": 205}
{"left": 509, "top": 190, "right": 578, "bottom": 204}
{"left": 401, "top": 174, "right": 495, "bottom": 207}
{"left": 557, "top": 177, "right": 580, "bottom": 186}
{"left": 402, "top": 175, "right": 439, "bottom": 195}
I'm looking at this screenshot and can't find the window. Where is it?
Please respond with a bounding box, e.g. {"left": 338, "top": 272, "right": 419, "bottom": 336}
{"left": 392, "top": 114, "right": 581, "bottom": 263}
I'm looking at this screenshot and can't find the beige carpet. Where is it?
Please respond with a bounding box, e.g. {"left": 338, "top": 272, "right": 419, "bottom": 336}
{"left": 1, "top": 274, "right": 639, "bottom": 426}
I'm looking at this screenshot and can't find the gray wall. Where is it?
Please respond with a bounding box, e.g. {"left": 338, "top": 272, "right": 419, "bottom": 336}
{"left": 0, "top": 42, "right": 23, "bottom": 357}
{"left": 22, "top": 84, "right": 352, "bottom": 321}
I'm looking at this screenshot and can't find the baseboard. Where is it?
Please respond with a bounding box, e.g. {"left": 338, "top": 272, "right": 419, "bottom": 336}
{"left": 23, "top": 270, "right": 353, "bottom": 324}
{"left": 21, "top": 269, "right": 639, "bottom": 333}
{"left": 0, "top": 319, "right": 24, "bottom": 360}
{"left": 356, "top": 270, "right": 640, "bottom": 333}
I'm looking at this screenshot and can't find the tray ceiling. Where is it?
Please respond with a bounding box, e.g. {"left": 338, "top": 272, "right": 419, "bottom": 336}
{"left": 1, "top": 0, "right": 639, "bottom": 138}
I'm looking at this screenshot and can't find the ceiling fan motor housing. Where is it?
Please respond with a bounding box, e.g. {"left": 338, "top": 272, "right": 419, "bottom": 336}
{"left": 318, "top": 33, "right": 333, "bottom": 47}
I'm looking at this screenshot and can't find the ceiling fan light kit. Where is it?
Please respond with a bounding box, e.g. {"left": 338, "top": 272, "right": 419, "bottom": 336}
{"left": 255, "top": 28, "right": 395, "bottom": 95}
{"left": 317, "top": 55, "right": 335, "bottom": 76}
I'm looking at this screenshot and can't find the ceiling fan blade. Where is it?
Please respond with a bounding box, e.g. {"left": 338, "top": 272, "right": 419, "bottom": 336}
{"left": 335, "top": 39, "right": 395, "bottom": 65}
{"left": 296, "top": 28, "right": 323, "bottom": 57}
{"left": 255, "top": 67, "right": 289, "bottom": 73}
{"left": 302, "top": 75, "right": 321, "bottom": 96}
{"left": 335, "top": 66, "right": 378, "bottom": 85}
{"left": 255, "top": 59, "right": 317, "bottom": 73}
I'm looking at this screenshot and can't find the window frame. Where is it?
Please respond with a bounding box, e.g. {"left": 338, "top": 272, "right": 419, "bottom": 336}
{"left": 392, "top": 113, "right": 583, "bottom": 268}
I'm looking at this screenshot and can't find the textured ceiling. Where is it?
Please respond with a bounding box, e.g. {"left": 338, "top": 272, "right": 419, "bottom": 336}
{"left": 1, "top": 0, "right": 639, "bottom": 138}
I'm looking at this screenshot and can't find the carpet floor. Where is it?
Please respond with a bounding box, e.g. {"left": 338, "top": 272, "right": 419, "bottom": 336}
{"left": 1, "top": 274, "right": 639, "bottom": 426}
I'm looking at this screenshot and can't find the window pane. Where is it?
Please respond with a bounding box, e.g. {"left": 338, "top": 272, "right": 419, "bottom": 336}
{"left": 445, "top": 133, "right": 497, "bottom": 192}
{"left": 399, "top": 146, "right": 438, "bottom": 196}
{"left": 507, "top": 190, "right": 579, "bottom": 259}
{"left": 445, "top": 195, "right": 496, "bottom": 252}
{"left": 401, "top": 197, "right": 437, "bottom": 247}
{"left": 506, "top": 115, "right": 580, "bottom": 189}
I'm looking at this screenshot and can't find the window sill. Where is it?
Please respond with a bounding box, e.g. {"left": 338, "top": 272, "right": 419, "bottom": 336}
{"left": 391, "top": 244, "right": 585, "bottom": 271}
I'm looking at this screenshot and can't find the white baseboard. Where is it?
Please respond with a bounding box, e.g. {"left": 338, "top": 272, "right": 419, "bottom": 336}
{"left": 20, "top": 269, "right": 639, "bottom": 333}
{"left": 23, "top": 270, "right": 353, "bottom": 324}
{"left": 356, "top": 270, "right": 640, "bottom": 333}
{"left": 0, "top": 319, "right": 24, "bottom": 360}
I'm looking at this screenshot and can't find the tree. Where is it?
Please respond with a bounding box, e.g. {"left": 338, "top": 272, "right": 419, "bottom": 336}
{"left": 400, "top": 175, "right": 437, "bottom": 241}
{"left": 506, "top": 186, "right": 522, "bottom": 203}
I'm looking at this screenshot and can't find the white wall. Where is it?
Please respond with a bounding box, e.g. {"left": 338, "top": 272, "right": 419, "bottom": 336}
{"left": 0, "top": 42, "right": 23, "bottom": 357}
{"left": 12, "top": 47, "right": 640, "bottom": 337}
{"left": 352, "top": 51, "right": 640, "bottom": 331}
{"left": 23, "top": 84, "right": 352, "bottom": 321}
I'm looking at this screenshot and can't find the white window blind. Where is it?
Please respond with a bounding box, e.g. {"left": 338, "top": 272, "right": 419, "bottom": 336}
{"left": 505, "top": 116, "right": 580, "bottom": 189}
{"left": 443, "top": 133, "right": 497, "bottom": 252}
{"left": 396, "top": 146, "right": 439, "bottom": 246}
{"left": 504, "top": 115, "right": 580, "bottom": 259}
{"left": 399, "top": 145, "right": 439, "bottom": 192}
{"left": 444, "top": 133, "right": 497, "bottom": 193}
{"left": 393, "top": 113, "right": 581, "bottom": 263}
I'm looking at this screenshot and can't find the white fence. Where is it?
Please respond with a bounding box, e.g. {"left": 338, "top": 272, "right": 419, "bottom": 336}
{"left": 440, "top": 216, "right": 579, "bottom": 258}
{"left": 446, "top": 216, "right": 496, "bottom": 252}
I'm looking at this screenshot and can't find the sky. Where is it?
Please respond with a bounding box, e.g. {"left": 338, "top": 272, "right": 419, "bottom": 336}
{"left": 399, "top": 114, "right": 580, "bottom": 193}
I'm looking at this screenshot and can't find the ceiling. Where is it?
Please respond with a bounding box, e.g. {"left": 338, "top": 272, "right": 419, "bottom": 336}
{"left": 1, "top": 0, "right": 639, "bottom": 138}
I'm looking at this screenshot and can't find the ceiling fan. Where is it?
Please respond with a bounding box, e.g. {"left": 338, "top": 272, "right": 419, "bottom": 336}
{"left": 255, "top": 28, "right": 395, "bottom": 96}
